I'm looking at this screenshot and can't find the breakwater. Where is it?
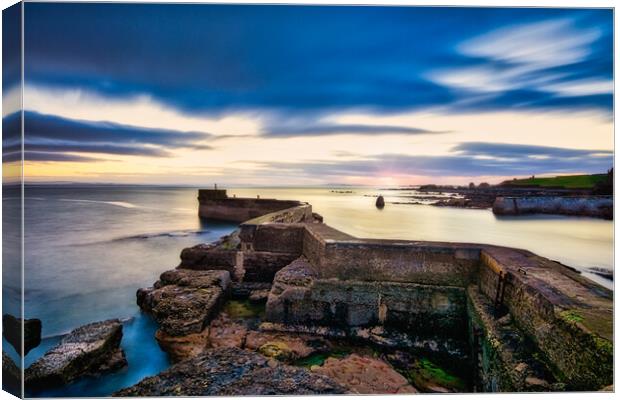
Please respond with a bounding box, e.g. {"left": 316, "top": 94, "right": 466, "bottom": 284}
{"left": 181, "top": 190, "right": 613, "bottom": 391}
{"left": 125, "top": 189, "right": 612, "bottom": 394}
{"left": 198, "top": 189, "right": 305, "bottom": 222}
{"left": 493, "top": 196, "right": 613, "bottom": 219}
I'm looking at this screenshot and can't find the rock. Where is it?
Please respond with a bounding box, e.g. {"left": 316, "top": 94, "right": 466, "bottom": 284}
{"left": 208, "top": 312, "right": 248, "bottom": 349}
{"left": 2, "top": 351, "right": 21, "bottom": 395}
{"left": 113, "top": 347, "right": 347, "bottom": 396}
{"left": 231, "top": 282, "right": 272, "bottom": 299}
{"left": 375, "top": 196, "right": 385, "bottom": 209}
{"left": 137, "top": 269, "right": 230, "bottom": 337}
{"left": 178, "top": 244, "right": 236, "bottom": 271}
{"left": 155, "top": 329, "right": 209, "bottom": 362}
{"left": 314, "top": 354, "right": 416, "bottom": 394}
{"left": 249, "top": 289, "right": 270, "bottom": 303}
{"left": 25, "top": 319, "right": 126, "bottom": 390}
{"left": 245, "top": 331, "right": 331, "bottom": 361}
{"left": 3, "top": 314, "right": 42, "bottom": 356}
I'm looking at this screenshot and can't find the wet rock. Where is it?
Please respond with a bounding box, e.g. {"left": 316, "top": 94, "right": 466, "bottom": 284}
{"left": 25, "top": 319, "right": 126, "bottom": 390}
{"left": 245, "top": 331, "right": 331, "bottom": 361}
{"left": 138, "top": 269, "right": 230, "bottom": 360}
{"left": 2, "top": 351, "right": 21, "bottom": 395}
{"left": 113, "top": 347, "right": 346, "bottom": 396}
{"left": 249, "top": 289, "right": 270, "bottom": 303}
{"left": 137, "top": 269, "right": 230, "bottom": 337}
{"left": 155, "top": 329, "right": 209, "bottom": 362}
{"left": 375, "top": 196, "right": 385, "bottom": 209}
{"left": 231, "top": 282, "right": 272, "bottom": 299}
{"left": 3, "top": 314, "right": 42, "bottom": 356}
{"left": 208, "top": 312, "right": 248, "bottom": 349}
{"left": 179, "top": 244, "right": 236, "bottom": 271}
{"left": 314, "top": 354, "right": 416, "bottom": 394}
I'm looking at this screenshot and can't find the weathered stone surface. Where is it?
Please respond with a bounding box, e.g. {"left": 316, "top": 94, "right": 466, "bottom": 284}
{"left": 155, "top": 329, "right": 209, "bottom": 362}
{"left": 137, "top": 269, "right": 230, "bottom": 337}
{"left": 315, "top": 354, "right": 416, "bottom": 394}
{"left": 266, "top": 257, "right": 469, "bottom": 356}
{"left": 113, "top": 347, "right": 346, "bottom": 396}
{"left": 252, "top": 224, "right": 306, "bottom": 254}
{"left": 480, "top": 247, "right": 613, "bottom": 390}
{"left": 467, "top": 285, "right": 558, "bottom": 392}
{"left": 178, "top": 244, "right": 236, "bottom": 271}
{"left": 2, "top": 351, "right": 21, "bottom": 396}
{"left": 25, "top": 319, "right": 126, "bottom": 390}
{"left": 198, "top": 191, "right": 305, "bottom": 223}
{"left": 242, "top": 251, "right": 299, "bottom": 282}
{"left": 3, "top": 314, "right": 42, "bottom": 356}
{"left": 493, "top": 196, "right": 613, "bottom": 219}
{"left": 249, "top": 289, "right": 270, "bottom": 303}
{"left": 231, "top": 281, "right": 272, "bottom": 299}
{"left": 245, "top": 331, "right": 331, "bottom": 361}
{"left": 208, "top": 312, "right": 248, "bottom": 349}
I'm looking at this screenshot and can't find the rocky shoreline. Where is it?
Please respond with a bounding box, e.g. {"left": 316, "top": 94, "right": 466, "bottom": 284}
{"left": 11, "top": 189, "right": 613, "bottom": 395}
{"left": 375, "top": 184, "right": 613, "bottom": 219}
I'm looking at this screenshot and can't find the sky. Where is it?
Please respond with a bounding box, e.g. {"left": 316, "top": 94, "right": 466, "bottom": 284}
{"left": 2, "top": 4, "right": 614, "bottom": 186}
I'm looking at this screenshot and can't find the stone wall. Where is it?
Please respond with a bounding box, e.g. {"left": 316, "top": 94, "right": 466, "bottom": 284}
{"left": 198, "top": 189, "right": 306, "bottom": 222}
{"left": 184, "top": 190, "right": 614, "bottom": 391}
{"left": 492, "top": 196, "right": 612, "bottom": 219}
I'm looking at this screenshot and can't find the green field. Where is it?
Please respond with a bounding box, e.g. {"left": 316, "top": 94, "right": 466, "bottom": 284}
{"left": 501, "top": 174, "right": 608, "bottom": 189}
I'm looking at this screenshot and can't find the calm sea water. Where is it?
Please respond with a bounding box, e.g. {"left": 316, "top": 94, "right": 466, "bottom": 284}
{"left": 4, "top": 185, "right": 613, "bottom": 396}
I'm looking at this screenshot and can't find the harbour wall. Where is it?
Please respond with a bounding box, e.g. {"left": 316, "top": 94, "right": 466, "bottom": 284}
{"left": 198, "top": 189, "right": 305, "bottom": 222}
{"left": 183, "top": 189, "right": 613, "bottom": 391}
{"left": 492, "top": 196, "right": 613, "bottom": 219}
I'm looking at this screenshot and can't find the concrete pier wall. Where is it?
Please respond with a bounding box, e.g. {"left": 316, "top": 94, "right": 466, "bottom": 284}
{"left": 492, "top": 196, "right": 612, "bottom": 219}
{"left": 198, "top": 189, "right": 305, "bottom": 222}
{"left": 185, "top": 189, "right": 613, "bottom": 390}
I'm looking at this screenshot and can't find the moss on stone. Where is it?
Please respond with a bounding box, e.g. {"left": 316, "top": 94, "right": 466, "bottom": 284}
{"left": 223, "top": 300, "right": 265, "bottom": 319}
{"left": 408, "top": 357, "right": 467, "bottom": 392}
{"left": 559, "top": 310, "right": 584, "bottom": 324}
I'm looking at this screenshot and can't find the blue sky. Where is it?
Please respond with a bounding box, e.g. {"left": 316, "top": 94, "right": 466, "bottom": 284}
{"left": 3, "top": 4, "right": 614, "bottom": 185}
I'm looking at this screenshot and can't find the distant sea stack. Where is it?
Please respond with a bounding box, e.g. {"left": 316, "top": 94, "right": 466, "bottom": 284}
{"left": 375, "top": 196, "right": 385, "bottom": 209}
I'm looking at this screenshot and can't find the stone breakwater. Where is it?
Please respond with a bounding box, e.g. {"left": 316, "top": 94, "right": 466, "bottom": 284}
{"left": 493, "top": 196, "right": 613, "bottom": 219}
{"left": 122, "top": 189, "right": 612, "bottom": 394}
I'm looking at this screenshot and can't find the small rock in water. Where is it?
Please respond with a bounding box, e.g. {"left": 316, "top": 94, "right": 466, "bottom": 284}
{"left": 25, "top": 319, "right": 126, "bottom": 391}
{"left": 375, "top": 196, "right": 385, "bottom": 209}
{"left": 3, "top": 314, "right": 42, "bottom": 356}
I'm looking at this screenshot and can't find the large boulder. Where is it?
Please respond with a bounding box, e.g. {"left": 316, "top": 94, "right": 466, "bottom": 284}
{"left": 25, "top": 319, "right": 126, "bottom": 391}
{"left": 137, "top": 269, "right": 230, "bottom": 337}
{"left": 113, "top": 347, "right": 346, "bottom": 396}
{"left": 137, "top": 269, "right": 230, "bottom": 360}
{"left": 315, "top": 354, "right": 417, "bottom": 394}
{"left": 3, "top": 314, "right": 42, "bottom": 355}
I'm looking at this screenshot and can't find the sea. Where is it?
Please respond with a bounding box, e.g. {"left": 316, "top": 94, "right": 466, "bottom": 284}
{"left": 2, "top": 185, "right": 613, "bottom": 396}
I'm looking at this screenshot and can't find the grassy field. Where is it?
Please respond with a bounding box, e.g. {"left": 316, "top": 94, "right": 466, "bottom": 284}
{"left": 501, "top": 174, "right": 608, "bottom": 189}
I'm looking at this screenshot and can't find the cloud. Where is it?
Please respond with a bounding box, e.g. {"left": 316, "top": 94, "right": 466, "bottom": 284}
{"left": 256, "top": 142, "right": 612, "bottom": 179}
{"left": 263, "top": 123, "right": 447, "bottom": 137}
{"left": 23, "top": 4, "right": 612, "bottom": 117}
{"left": 3, "top": 111, "right": 213, "bottom": 161}
{"left": 3, "top": 151, "right": 103, "bottom": 163}
{"left": 453, "top": 142, "right": 612, "bottom": 160}
{"left": 429, "top": 17, "right": 612, "bottom": 109}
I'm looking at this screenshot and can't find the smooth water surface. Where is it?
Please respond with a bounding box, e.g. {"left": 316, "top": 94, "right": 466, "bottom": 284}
{"left": 18, "top": 185, "right": 613, "bottom": 396}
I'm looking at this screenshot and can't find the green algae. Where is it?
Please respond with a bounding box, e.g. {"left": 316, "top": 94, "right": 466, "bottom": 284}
{"left": 294, "top": 346, "right": 354, "bottom": 368}
{"left": 408, "top": 357, "right": 467, "bottom": 393}
{"left": 223, "top": 300, "right": 265, "bottom": 319}
{"left": 559, "top": 310, "right": 584, "bottom": 324}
